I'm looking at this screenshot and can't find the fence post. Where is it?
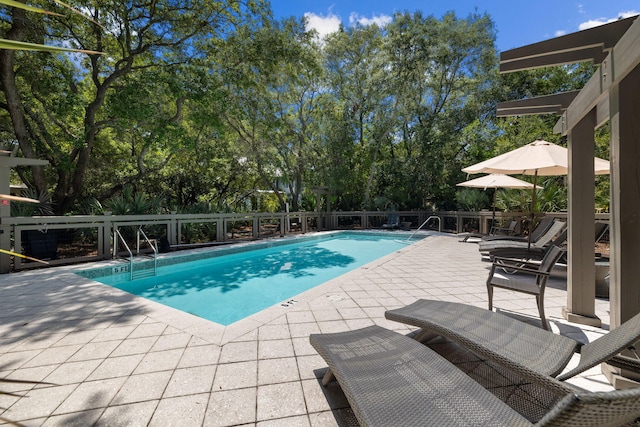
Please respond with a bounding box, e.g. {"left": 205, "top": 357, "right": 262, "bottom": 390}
{"left": 102, "top": 212, "right": 113, "bottom": 259}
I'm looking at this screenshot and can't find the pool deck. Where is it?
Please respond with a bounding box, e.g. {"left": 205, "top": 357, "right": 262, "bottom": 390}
{"left": 0, "top": 232, "right": 614, "bottom": 426}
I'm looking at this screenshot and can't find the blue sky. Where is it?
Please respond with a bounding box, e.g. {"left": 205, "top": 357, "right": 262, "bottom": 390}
{"left": 267, "top": 0, "right": 639, "bottom": 52}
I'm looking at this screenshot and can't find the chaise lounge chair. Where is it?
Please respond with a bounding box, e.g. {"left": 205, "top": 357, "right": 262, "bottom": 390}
{"left": 310, "top": 324, "right": 640, "bottom": 427}
{"left": 490, "top": 221, "right": 606, "bottom": 262}
{"left": 385, "top": 299, "right": 640, "bottom": 381}
{"left": 461, "top": 220, "right": 518, "bottom": 242}
{"left": 382, "top": 213, "right": 400, "bottom": 229}
{"left": 479, "top": 220, "right": 566, "bottom": 255}
{"left": 481, "top": 216, "right": 554, "bottom": 242}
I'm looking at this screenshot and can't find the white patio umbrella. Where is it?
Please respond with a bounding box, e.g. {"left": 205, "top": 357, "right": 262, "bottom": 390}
{"left": 462, "top": 139, "right": 610, "bottom": 247}
{"left": 457, "top": 174, "right": 539, "bottom": 226}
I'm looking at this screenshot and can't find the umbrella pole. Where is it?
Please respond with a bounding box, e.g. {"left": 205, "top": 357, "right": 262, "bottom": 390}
{"left": 528, "top": 172, "right": 538, "bottom": 250}
{"left": 492, "top": 190, "right": 497, "bottom": 232}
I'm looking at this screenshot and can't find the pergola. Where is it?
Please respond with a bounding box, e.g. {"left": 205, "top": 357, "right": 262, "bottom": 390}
{"left": 0, "top": 153, "right": 49, "bottom": 273}
{"left": 497, "top": 15, "right": 640, "bottom": 388}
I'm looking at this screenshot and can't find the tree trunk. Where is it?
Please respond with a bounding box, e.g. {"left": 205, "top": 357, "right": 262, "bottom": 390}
{"left": 0, "top": 9, "right": 47, "bottom": 193}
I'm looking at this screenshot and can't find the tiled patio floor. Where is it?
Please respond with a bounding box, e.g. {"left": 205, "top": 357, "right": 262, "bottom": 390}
{"left": 0, "top": 232, "right": 614, "bottom": 426}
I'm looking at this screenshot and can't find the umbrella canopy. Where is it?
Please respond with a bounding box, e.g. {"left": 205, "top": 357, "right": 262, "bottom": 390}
{"left": 457, "top": 174, "right": 540, "bottom": 226}
{"left": 457, "top": 174, "right": 538, "bottom": 190}
{"left": 462, "top": 139, "right": 610, "bottom": 176}
{"left": 0, "top": 193, "right": 39, "bottom": 204}
{"left": 462, "top": 139, "right": 610, "bottom": 248}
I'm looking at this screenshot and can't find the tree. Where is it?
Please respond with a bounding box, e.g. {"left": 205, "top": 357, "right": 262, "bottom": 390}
{"left": 1, "top": 0, "right": 266, "bottom": 214}
{"left": 321, "top": 23, "right": 397, "bottom": 209}
{"left": 381, "top": 11, "right": 499, "bottom": 209}
{"left": 211, "top": 17, "right": 322, "bottom": 211}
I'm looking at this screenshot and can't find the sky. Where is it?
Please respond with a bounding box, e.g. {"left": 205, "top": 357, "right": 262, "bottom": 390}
{"left": 267, "top": 0, "right": 639, "bottom": 52}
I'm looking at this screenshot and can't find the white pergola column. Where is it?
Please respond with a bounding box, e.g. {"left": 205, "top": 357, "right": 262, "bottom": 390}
{"left": 563, "top": 109, "right": 600, "bottom": 326}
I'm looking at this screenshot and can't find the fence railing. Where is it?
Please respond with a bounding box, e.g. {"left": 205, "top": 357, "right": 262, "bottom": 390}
{"left": 0, "top": 210, "right": 608, "bottom": 272}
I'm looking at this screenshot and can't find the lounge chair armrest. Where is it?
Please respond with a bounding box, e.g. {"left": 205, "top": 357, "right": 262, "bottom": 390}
{"left": 491, "top": 256, "right": 548, "bottom": 275}
{"left": 493, "top": 255, "right": 540, "bottom": 269}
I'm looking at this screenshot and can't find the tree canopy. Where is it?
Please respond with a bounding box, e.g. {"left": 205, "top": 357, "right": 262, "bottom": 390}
{"left": 1, "top": 4, "right": 603, "bottom": 215}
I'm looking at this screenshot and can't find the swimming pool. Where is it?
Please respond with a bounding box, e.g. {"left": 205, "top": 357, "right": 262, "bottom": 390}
{"left": 78, "top": 232, "right": 422, "bottom": 325}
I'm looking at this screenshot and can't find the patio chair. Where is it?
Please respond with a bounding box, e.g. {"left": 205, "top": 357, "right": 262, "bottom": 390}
{"left": 487, "top": 244, "right": 566, "bottom": 329}
{"left": 385, "top": 299, "right": 640, "bottom": 381}
{"left": 382, "top": 213, "right": 400, "bottom": 229}
{"left": 310, "top": 325, "right": 640, "bottom": 427}
{"left": 479, "top": 220, "right": 566, "bottom": 255}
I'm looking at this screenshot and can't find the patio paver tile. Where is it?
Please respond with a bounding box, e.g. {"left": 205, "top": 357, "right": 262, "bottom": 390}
{"left": 87, "top": 354, "right": 145, "bottom": 381}
{"left": 218, "top": 341, "right": 258, "bottom": 364}
{"left": 95, "top": 400, "right": 158, "bottom": 426}
{"left": 163, "top": 365, "right": 216, "bottom": 397}
{"left": 111, "top": 371, "right": 173, "bottom": 405}
{"left": 53, "top": 377, "right": 126, "bottom": 414}
{"left": 149, "top": 394, "right": 209, "bottom": 426}
{"left": 213, "top": 361, "right": 258, "bottom": 390}
{"left": 177, "top": 344, "right": 221, "bottom": 368}
{"left": 258, "top": 357, "right": 300, "bottom": 385}
{"left": 256, "top": 381, "right": 306, "bottom": 421}
{"left": 204, "top": 388, "right": 257, "bottom": 427}
{"left": 133, "top": 348, "right": 185, "bottom": 375}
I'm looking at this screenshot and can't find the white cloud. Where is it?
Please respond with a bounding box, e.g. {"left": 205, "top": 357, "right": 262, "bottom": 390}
{"left": 554, "top": 30, "right": 567, "bottom": 37}
{"left": 304, "top": 12, "right": 342, "bottom": 39}
{"left": 578, "top": 10, "right": 639, "bottom": 30}
{"left": 303, "top": 10, "right": 393, "bottom": 41}
{"left": 348, "top": 12, "right": 393, "bottom": 28}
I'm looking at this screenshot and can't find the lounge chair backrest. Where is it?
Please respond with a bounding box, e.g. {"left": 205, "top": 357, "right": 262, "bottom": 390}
{"left": 557, "top": 309, "right": 640, "bottom": 381}
{"left": 551, "top": 229, "right": 567, "bottom": 247}
{"left": 595, "top": 222, "right": 608, "bottom": 243}
{"left": 537, "top": 387, "right": 640, "bottom": 427}
{"left": 532, "top": 221, "right": 566, "bottom": 248}
{"left": 539, "top": 245, "right": 566, "bottom": 275}
{"left": 387, "top": 213, "right": 399, "bottom": 225}
{"left": 530, "top": 217, "right": 555, "bottom": 242}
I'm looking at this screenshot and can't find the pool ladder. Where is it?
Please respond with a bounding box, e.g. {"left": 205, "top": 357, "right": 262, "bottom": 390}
{"left": 114, "top": 227, "right": 158, "bottom": 280}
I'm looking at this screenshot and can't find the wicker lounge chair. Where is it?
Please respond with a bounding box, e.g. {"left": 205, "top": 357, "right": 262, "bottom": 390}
{"left": 479, "top": 220, "right": 566, "bottom": 255}
{"left": 310, "top": 325, "right": 640, "bottom": 427}
{"left": 385, "top": 299, "right": 640, "bottom": 381}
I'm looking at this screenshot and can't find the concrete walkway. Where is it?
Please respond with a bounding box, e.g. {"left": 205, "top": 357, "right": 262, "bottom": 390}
{"left": 0, "top": 232, "right": 613, "bottom": 426}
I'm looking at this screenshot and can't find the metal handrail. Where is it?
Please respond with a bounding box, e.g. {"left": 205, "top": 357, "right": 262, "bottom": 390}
{"left": 114, "top": 229, "right": 134, "bottom": 280}
{"left": 137, "top": 227, "right": 158, "bottom": 276}
{"left": 406, "top": 215, "right": 441, "bottom": 241}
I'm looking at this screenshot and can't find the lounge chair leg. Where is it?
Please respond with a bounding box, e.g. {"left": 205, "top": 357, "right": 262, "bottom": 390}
{"left": 537, "top": 295, "right": 548, "bottom": 330}
{"left": 487, "top": 284, "right": 493, "bottom": 311}
{"left": 322, "top": 369, "right": 335, "bottom": 386}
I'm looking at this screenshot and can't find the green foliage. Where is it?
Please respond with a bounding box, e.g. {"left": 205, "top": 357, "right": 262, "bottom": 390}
{"left": 455, "top": 188, "right": 491, "bottom": 212}
{"left": 495, "top": 178, "right": 567, "bottom": 213}
{"left": 10, "top": 189, "right": 55, "bottom": 217}
{"left": 104, "top": 187, "right": 163, "bottom": 215}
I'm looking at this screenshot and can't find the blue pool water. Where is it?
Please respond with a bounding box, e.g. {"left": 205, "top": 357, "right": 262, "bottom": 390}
{"left": 84, "top": 232, "right": 419, "bottom": 325}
